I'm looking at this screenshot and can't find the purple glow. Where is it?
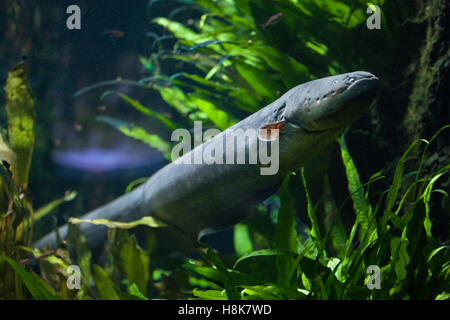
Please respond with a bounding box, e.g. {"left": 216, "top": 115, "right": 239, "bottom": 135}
{"left": 52, "top": 148, "right": 164, "bottom": 172}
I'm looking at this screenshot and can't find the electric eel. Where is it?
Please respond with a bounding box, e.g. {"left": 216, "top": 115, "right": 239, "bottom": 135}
{"left": 35, "top": 71, "right": 379, "bottom": 250}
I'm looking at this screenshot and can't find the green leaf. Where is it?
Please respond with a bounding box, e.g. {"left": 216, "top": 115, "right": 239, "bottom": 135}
{"left": 34, "top": 191, "right": 77, "bottom": 222}
{"left": 4, "top": 257, "right": 58, "bottom": 300}
{"left": 118, "top": 232, "right": 150, "bottom": 295}
{"left": 275, "top": 174, "right": 298, "bottom": 289}
{"left": 188, "top": 96, "right": 237, "bottom": 130}
{"left": 415, "top": 125, "right": 450, "bottom": 192}
{"left": 96, "top": 116, "right": 172, "bottom": 160}
{"left": 299, "top": 257, "right": 330, "bottom": 279}
{"left": 205, "top": 56, "right": 230, "bottom": 80}
{"left": 158, "top": 85, "right": 196, "bottom": 115}
{"left": 67, "top": 223, "right": 92, "bottom": 288}
{"left": 436, "top": 292, "right": 450, "bottom": 300}
{"left": 4, "top": 63, "right": 35, "bottom": 186}
{"left": 152, "top": 17, "right": 203, "bottom": 42}
{"left": 427, "top": 246, "right": 448, "bottom": 264}
{"left": 339, "top": 132, "right": 372, "bottom": 238}
{"left": 193, "top": 288, "right": 228, "bottom": 300}
{"left": 301, "top": 168, "right": 321, "bottom": 240}
{"left": 234, "top": 60, "right": 278, "bottom": 100}
{"left": 422, "top": 171, "right": 447, "bottom": 237}
{"left": 389, "top": 237, "right": 410, "bottom": 281}
{"left": 403, "top": 201, "right": 427, "bottom": 258}
{"left": 181, "top": 40, "right": 234, "bottom": 52}
{"left": 127, "top": 283, "right": 149, "bottom": 300}
{"left": 69, "top": 216, "right": 167, "bottom": 229}
{"left": 229, "top": 88, "right": 259, "bottom": 112}
{"left": 233, "top": 223, "right": 253, "bottom": 256}
{"left": 184, "top": 260, "right": 261, "bottom": 290}
{"left": 385, "top": 139, "right": 427, "bottom": 216}
{"left": 206, "top": 248, "right": 240, "bottom": 300}
{"left": 101, "top": 91, "right": 179, "bottom": 130}
{"left": 247, "top": 45, "right": 310, "bottom": 85}
{"left": 344, "top": 218, "right": 359, "bottom": 260}
{"left": 183, "top": 262, "right": 227, "bottom": 284}
{"left": 93, "top": 265, "right": 120, "bottom": 300}
{"left": 233, "top": 249, "right": 297, "bottom": 269}
{"left": 299, "top": 257, "right": 332, "bottom": 299}
{"left": 181, "top": 73, "right": 235, "bottom": 91}
{"left": 305, "top": 41, "right": 328, "bottom": 56}
{"left": 125, "top": 177, "right": 148, "bottom": 193}
{"left": 241, "top": 285, "right": 283, "bottom": 300}
{"left": 72, "top": 79, "right": 143, "bottom": 98}
{"left": 0, "top": 131, "right": 16, "bottom": 172}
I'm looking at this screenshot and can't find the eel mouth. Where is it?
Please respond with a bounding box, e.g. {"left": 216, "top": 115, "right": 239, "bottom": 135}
{"left": 284, "top": 120, "right": 343, "bottom": 135}
{"left": 288, "top": 74, "right": 379, "bottom": 132}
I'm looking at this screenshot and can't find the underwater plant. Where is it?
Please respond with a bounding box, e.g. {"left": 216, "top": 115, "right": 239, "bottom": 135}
{"left": 181, "top": 129, "right": 449, "bottom": 300}
{"left": 0, "top": 63, "right": 77, "bottom": 299}
{"left": 0, "top": 0, "right": 447, "bottom": 301}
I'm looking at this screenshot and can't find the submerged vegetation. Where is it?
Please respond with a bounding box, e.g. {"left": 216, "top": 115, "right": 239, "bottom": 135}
{"left": 0, "top": 0, "right": 448, "bottom": 300}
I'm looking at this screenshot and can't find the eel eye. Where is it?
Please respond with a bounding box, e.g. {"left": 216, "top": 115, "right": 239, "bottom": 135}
{"left": 333, "top": 80, "right": 338, "bottom": 85}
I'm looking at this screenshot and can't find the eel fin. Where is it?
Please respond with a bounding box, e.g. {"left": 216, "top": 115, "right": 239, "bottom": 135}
{"left": 258, "top": 120, "right": 285, "bottom": 141}
{"left": 197, "top": 181, "right": 283, "bottom": 245}
{"left": 197, "top": 206, "right": 252, "bottom": 244}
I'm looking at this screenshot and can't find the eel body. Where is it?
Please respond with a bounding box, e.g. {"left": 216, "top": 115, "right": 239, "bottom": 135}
{"left": 35, "top": 71, "right": 379, "bottom": 250}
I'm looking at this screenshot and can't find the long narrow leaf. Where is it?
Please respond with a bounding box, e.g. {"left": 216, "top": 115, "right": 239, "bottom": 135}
{"left": 34, "top": 191, "right": 77, "bottom": 223}
{"left": 69, "top": 216, "right": 167, "bottom": 229}
{"left": 338, "top": 132, "right": 372, "bottom": 237}
{"left": 96, "top": 116, "right": 172, "bottom": 159}
{"left": 5, "top": 63, "right": 35, "bottom": 187}
{"left": 101, "top": 91, "right": 179, "bottom": 130}
{"left": 233, "top": 249, "right": 297, "bottom": 269}
{"left": 5, "top": 257, "right": 58, "bottom": 300}
{"left": 301, "top": 168, "right": 321, "bottom": 239}
{"left": 275, "top": 174, "right": 298, "bottom": 289}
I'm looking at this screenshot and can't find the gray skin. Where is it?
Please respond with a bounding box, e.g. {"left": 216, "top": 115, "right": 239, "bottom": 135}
{"left": 34, "top": 71, "right": 379, "bottom": 250}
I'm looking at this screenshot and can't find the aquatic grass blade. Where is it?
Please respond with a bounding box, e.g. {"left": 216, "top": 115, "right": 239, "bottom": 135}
{"left": 34, "top": 191, "right": 77, "bottom": 223}
{"left": 421, "top": 171, "right": 448, "bottom": 237}
{"left": 193, "top": 288, "right": 228, "bottom": 300}
{"left": 274, "top": 174, "right": 298, "bottom": 289}
{"left": 127, "top": 283, "right": 149, "bottom": 300}
{"left": 96, "top": 116, "right": 172, "bottom": 159}
{"left": 183, "top": 262, "right": 227, "bottom": 284}
{"left": 5, "top": 257, "right": 59, "bottom": 300}
{"left": 338, "top": 132, "right": 372, "bottom": 238}
{"left": 117, "top": 232, "right": 150, "bottom": 295}
{"left": 69, "top": 216, "right": 167, "bottom": 229}
{"left": 233, "top": 249, "right": 298, "bottom": 269}
{"left": 93, "top": 265, "right": 120, "bottom": 300}
{"left": 384, "top": 138, "right": 428, "bottom": 217}
{"left": 206, "top": 248, "right": 240, "bottom": 300}
{"left": 4, "top": 63, "right": 35, "bottom": 187}
{"left": 72, "top": 79, "right": 144, "bottom": 98}
{"left": 101, "top": 91, "right": 179, "bottom": 130}
{"left": 67, "top": 223, "right": 92, "bottom": 289}
{"left": 125, "top": 177, "right": 148, "bottom": 193}
{"left": 301, "top": 168, "right": 321, "bottom": 240}
{"left": 188, "top": 96, "right": 237, "bottom": 130}
{"left": 414, "top": 124, "right": 450, "bottom": 196}
{"left": 233, "top": 223, "right": 253, "bottom": 256}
